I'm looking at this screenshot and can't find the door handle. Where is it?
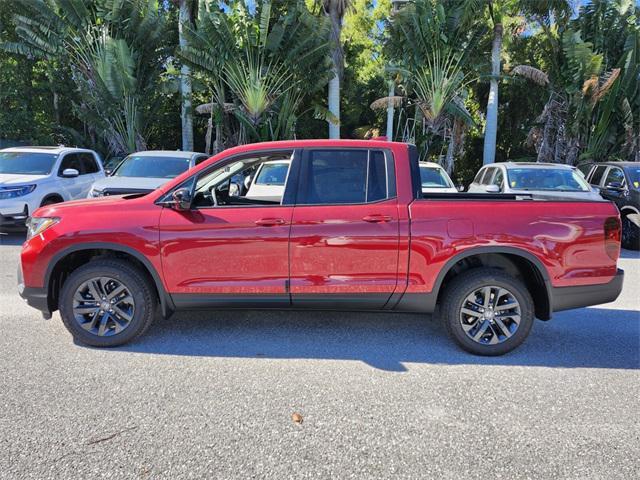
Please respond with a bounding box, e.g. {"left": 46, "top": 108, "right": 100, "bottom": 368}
{"left": 362, "top": 214, "right": 392, "bottom": 223}
{"left": 255, "top": 218, "right": 286, "bottom": 227}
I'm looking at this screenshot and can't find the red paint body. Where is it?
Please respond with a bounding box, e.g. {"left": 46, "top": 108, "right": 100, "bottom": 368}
{"left": 20, "top": 140, "right": 622, "bottom": 315}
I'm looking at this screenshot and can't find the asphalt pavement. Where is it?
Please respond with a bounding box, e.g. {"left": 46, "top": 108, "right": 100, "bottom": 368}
{"left": 0, "top": 233, "right": 638, "bottom": 479}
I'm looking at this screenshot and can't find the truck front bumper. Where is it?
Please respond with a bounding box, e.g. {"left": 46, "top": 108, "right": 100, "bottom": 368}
{"left": 17, "top": 262, "right": 51, "bottom": 318}
{"left": 551, "top": 268, "right": 624, "bottom": 312}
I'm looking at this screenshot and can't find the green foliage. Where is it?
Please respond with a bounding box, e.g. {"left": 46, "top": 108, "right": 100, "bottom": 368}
{"left": 180, "top": 0, "right": 333, "bottom": 144}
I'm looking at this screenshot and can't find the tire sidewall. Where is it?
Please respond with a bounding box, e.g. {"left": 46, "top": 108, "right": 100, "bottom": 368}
{"left": 59, "top": 262, "right": 151, "bottom": 347}
{"left": 444, "top": 271, "right": 534, "bottom": 356}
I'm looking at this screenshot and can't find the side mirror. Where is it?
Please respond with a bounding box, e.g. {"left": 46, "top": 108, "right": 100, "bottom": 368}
{"left": 605, "top": 181, "right": 624, "bottom": 191}
{"left": 172, "top": 188, "right": 192, "bottom": 211}
{"left": 104, "top": 168, "right": 112, "bottom": 176}
{"left": 456, "top": 184, "right": 465, "bottom": 192}
{"left": 61, "top": 168, "right": 80, "bottom": 178}
{"left": 485, "top": 184, "right": 500, "bottom": 193}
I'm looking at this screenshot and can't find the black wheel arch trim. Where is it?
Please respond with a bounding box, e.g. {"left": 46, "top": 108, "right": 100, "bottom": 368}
{"left": 44, "top": 242, "right": 174, "bottom": 317}
{"left": 394, "top": 246, "right": 553, "bottom": 318}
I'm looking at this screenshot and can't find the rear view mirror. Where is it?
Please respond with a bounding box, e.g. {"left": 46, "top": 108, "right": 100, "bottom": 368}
{"left": 172, "top": 188, "right": 192, "bottom": 211}
{"left": 61, "top": 168, "right": 79, "bottom": 178}
{"left": 485, "top": 184, "right": 500, "bottom": 193}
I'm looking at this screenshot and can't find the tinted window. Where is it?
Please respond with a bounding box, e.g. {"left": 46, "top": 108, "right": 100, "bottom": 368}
{"left": 492, "top": 169, "right": 504, "bottom": 188}
{"left": 195, "top": 154, "right": 209, "bottom": 165}
{"left": 113, "top": 155, "right": 190, "bottom": 178}
{"left": 80, "top": 153, "right": 99, "bottom": 174}
{"left": 300, "top": 150, "right": 389, "bottom": 205}
{"left": 627, "top": 167, "right": 640, "bottom": 189}
{"left": 59, "top": 153, "right": 83, "bottom": 175}
{"left": 480, "top": 168, "right": 494, "bottom": 185}
{"left": 473, "top": 169, "right": 485, "bottom": 183}
{"left": 367, "top": 151, "right": 388, "bottom": 202}
{"left": 0, "top": 152, "right": 57, "bottom": 175}
{"left": 604, "top": 167, "right": 625, "bottom": 187}
{"left": 255, "top": 162, "right": 289, "bottom": 185}
{"left": 590, "top": 165, "right": 607, "bottom": 185}
{"left": 506, "top": 168, "right": 590, "bottom": 191}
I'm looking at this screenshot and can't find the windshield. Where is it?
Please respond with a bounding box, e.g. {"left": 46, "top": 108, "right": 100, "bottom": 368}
{"left": 0, "top": 152, "right": 57, "bottom": 175}
{"left": 420, "top": 165, "right": 453, "bottom": 188}
{"left": 255, "top": 163, "right": 289, "bottom": 185}
{"left": 507, "top": 168, "right": 590, "bottom": 192}
{"left": 627, "top": 167, "right": 640, "bottom": 190}
{"left": 112, "top": 155, "right": 190, "bottom": 178}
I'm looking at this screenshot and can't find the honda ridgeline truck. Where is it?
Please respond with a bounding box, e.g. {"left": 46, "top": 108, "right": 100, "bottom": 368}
{"left": 18, "top": 140, "right": 624, "bottom": 355}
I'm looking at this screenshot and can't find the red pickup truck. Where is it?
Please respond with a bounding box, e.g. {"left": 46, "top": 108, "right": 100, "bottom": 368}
{"left": 18, "top": 140, "right": 624, "bottom": 355}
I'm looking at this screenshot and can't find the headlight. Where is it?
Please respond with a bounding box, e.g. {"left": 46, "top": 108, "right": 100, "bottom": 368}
{"left": 0, "top": 185, "right": 36, "bottom": 200}
{"left": 90, "top": 188, "right": 104, "bottom": 197}
{"left": 26, "top": 217, "right": 59, "bottom": 240}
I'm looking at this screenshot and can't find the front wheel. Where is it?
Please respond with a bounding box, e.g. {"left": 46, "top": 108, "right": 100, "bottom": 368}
{"left": 59, "top": 259, "right": 156, "bottom": 347}
{"left": 440, "top": 269, "right": 534, "bottom": 356}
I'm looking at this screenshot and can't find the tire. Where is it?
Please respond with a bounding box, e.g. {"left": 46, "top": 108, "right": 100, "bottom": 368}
{"left": 59, "top": 258, "right": 156, "bottom": 347}
{"left": 440, "top": 268, "right": 534, "bottom": 356}
{"left": 40, "top": 196, "right": 63, "bottom": 207}
{"left": 621, "top": 215, "right": 640, "bottom": 251}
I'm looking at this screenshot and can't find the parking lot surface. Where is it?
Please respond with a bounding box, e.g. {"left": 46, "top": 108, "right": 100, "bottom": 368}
{"left": 1, "top": 233, "right": 638, "bottom": 479}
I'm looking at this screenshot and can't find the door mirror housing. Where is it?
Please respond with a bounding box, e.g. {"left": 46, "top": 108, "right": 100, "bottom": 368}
{"left": 485, "top": 184, "right": 500, "bottom": 193}
{"left": 456, "top": 184, "right": 465, "bottom": 192}
{"left": 172, "top": 188, "right": 192, "bottom": 211}
{"left": 61, "top": 168, "right": 80, "bottom": 178}
{"left": 605, "top": 181, "right": 624, "bottom": 191}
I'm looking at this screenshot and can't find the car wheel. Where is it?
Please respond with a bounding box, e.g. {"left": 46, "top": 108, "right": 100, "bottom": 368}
{"left": 59, "top": 258, "right": 156, "bottom": 347}
{"left": 40, "top": 196, "right": 62, "bottom": 207}
{"left": 440, "top": 268, "right": 534, "bottom": 356}
{"left": 621, "top": 215, "right": 640, "bottom": 251}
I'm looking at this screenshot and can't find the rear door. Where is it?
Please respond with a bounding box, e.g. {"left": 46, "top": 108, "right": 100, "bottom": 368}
{"left": 289, "top": 148, "right": 399, "bottom": 309}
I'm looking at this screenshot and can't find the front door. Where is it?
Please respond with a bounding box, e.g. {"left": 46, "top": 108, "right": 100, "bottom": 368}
{"left": 289, "top": 148, "right": 400, "bottom": 309}
{"left": 159, "top": 150, "right": 296, "bottom": 308}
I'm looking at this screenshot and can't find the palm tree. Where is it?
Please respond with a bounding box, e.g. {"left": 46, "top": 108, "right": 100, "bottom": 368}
{"left": 321, "top": 0, "right": 351, "bottom": 139}
{"left": 176, "top": 0, "right": 197, "bottom": 151}
{"left": 4, "top": 0, "right": 169, "bottom": 156}
{"left": 180, "top": 0, "right": 333, "bottom": 144}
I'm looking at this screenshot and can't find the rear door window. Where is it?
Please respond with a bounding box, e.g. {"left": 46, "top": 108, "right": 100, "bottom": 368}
{"left": 480, "top": 168, "right": 495, "bottom": 185}
{"left": 298, "top": 149, "right": 393, "bottom": 205}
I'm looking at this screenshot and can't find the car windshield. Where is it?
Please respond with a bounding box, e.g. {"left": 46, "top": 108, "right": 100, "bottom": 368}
{"left": 420, "top": 166, "right": 452, "bottom": 188}
{"left": 0, "top": 152, "right": 57, "bottom": 175}
{"left": 627, "top": 167, "right": 640, "bottom": 189}
{"left": 255, "top": 163, "right": 289, "bottom": 185}
{"left": 112, "top": 155, "right": 190, "bottom": 178}
{"left": 507, "top": 168, "right": 590, "bottom": 191}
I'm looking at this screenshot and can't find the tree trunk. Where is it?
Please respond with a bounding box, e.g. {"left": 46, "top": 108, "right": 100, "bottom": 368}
{"left": 327, "top": 6, "right": 343, "bottom": 139}
{"left": 386, "top": 81, "right": 395, "bottom": 140}
{"left": 179, "top": 0, "right": 194, "bottom": 151}
{"left": 482, "top": 22, "right": 503, "bottom": 165}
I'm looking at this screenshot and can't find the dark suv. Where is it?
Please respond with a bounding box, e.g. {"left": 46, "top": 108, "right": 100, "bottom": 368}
{"left": 582, "top": 162, "right": 640, "bottom": 250}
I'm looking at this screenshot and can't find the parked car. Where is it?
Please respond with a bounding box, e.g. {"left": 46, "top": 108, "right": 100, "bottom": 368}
{"left": 419, "top": 162, "right": 459, "bottom": 194}
{"left": 468, "top": 162, "right": 602, "bottom": 200}
{"left": 582, "top": 161, "right": 640, "bottom": 250}
{"left": 0, "top": 146, "right": 104, "bottom": 229}
{"left": 102, "top": 156, "right": 124, "bottom": 175}
{"left": 244, "top": 158, "right": 292, "bottom": 201}
{"left": 89, "top": 150, "right": 209, "bottom": 197}
{"left": 19, "top": 140, "right": 623, "bottom": 356}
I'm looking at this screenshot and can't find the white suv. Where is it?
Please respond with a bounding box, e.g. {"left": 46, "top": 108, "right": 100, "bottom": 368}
{"left": 0, "top": 146, "right": 104, "bottom": 229}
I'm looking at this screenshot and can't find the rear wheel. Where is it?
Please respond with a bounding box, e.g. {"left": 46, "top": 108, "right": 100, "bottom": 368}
{"left": 621, "top": 214, "right": 640, "bottom": 251}
{"left": 59, "top": 259, "right": 156, "bottom": 347}
{"left": 440, "top": 268, "right": 534, "bottom": 356}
